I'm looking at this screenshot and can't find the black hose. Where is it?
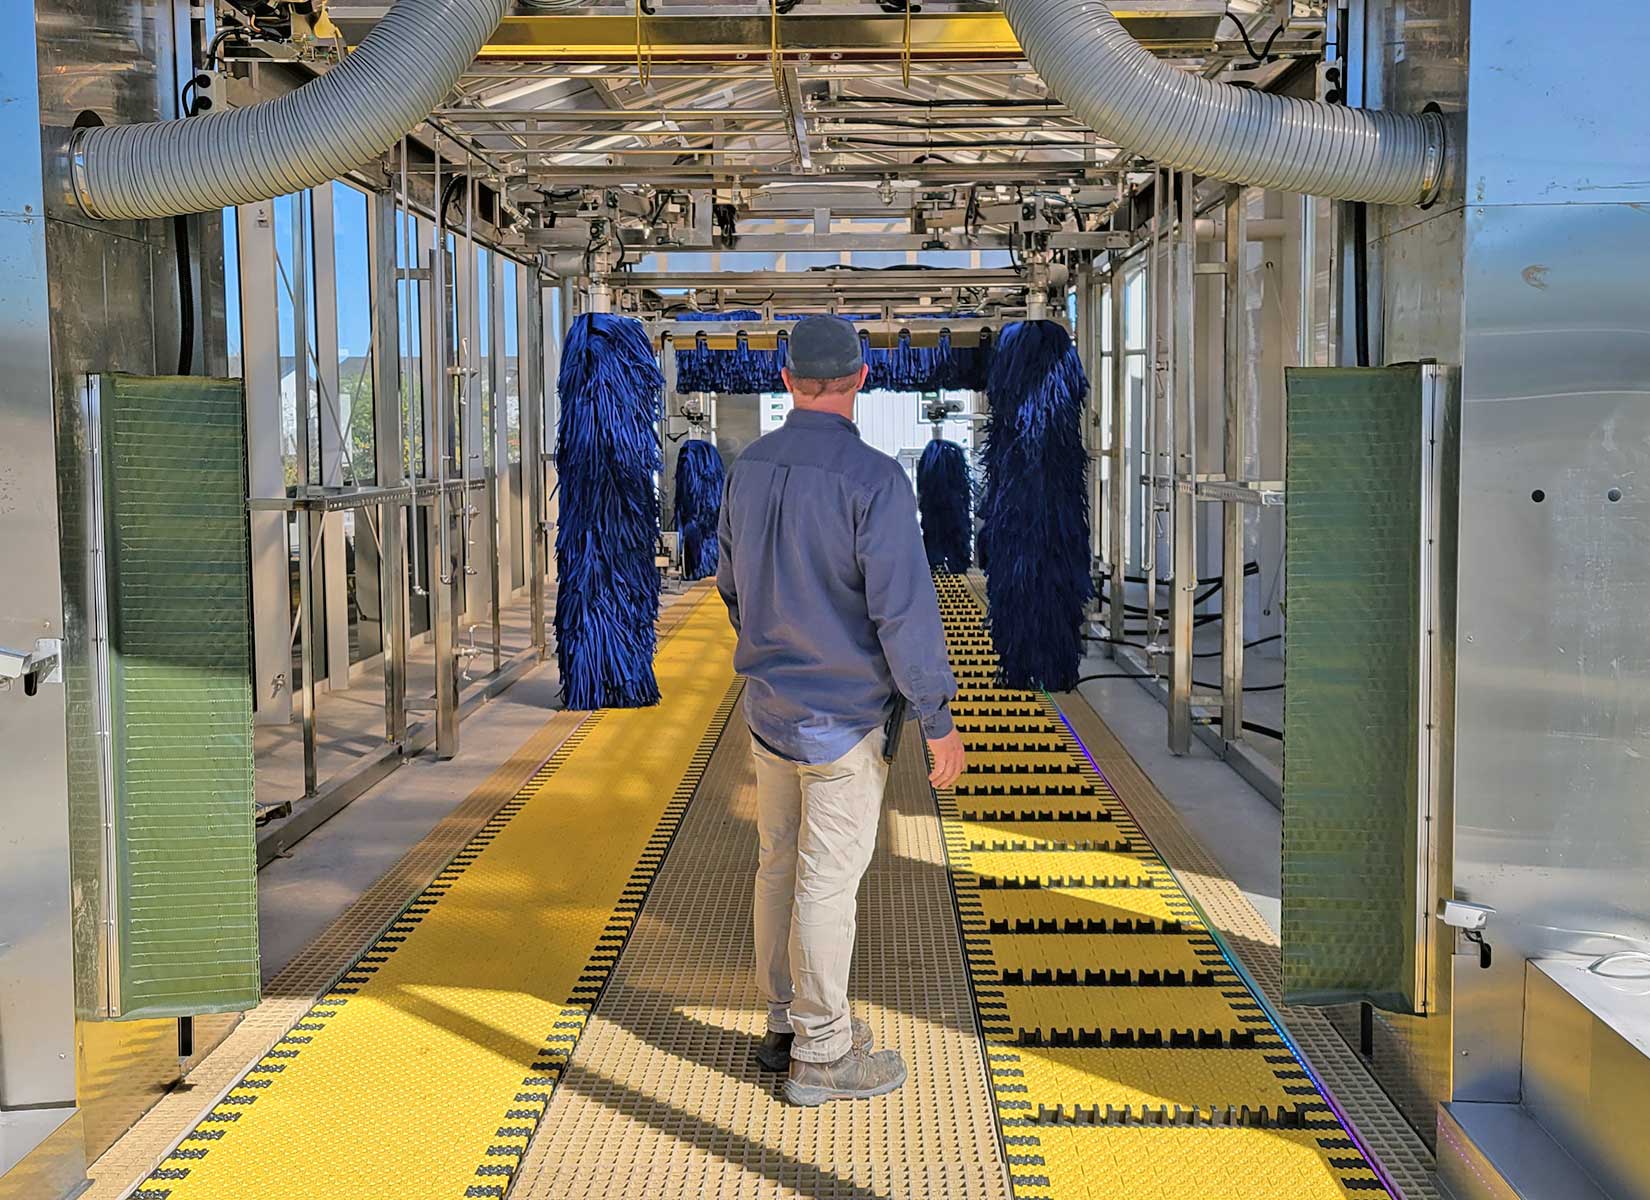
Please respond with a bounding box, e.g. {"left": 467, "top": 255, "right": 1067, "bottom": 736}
{"left": 174, "top": 214, "right": 194, "bottom": 376}
{"left": 1072, "top": 671, "right": 1282, "bottom": 693}
{"left": 1352, "top": 201, "right": 1371, "bottom": 366}
{"left": 1242, "top": 721, "right": 1283, "bottom": 741}
{"left": 1225, "top": 10, "right": 1288, "bottom": 64}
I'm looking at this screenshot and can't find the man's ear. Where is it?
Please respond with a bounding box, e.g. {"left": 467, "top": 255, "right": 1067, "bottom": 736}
{"left": 857, "top": 363, "right": 870, "bottom": 388}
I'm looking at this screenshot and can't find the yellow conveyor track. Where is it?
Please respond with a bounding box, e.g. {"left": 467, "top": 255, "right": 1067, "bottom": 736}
{"left": 123, "top": 576, "right": 1393, "bottom": 1200}
{"left": 933, "top": 575, "right": 1389, "bottom": 1200}
{"left": 130, "top": 595, "right": 739, "bottom": 1200}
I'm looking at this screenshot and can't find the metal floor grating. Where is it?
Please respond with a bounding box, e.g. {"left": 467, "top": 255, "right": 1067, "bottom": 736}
{"left": 931, "top": 574, "right": 1393, "bottom": 1200}
{"left": 512, "top": 702, "right": 1012, "bottom": 1199}
{"left": 1054, "top": 692, "right": 1439, "bottom": 1200}
{"left": 113, "top": 595, "right": 739, "bottom": 1200}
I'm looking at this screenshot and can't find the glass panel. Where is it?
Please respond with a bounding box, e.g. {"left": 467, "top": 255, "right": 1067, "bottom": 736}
{"left": 502, "top": 259, "right": 524, "bottom": 591}
{"left": 302, "top": 193, "right": 321, "bottom": 486}
{"left": 396, "top": 213, "right": 426, "bottom": 480}
{"left": 332, "top": 181, "right": 375, "bottom": 485}
{"left": 476, "top": 244, "right": 493, "bottom": 470}
{"left": 502, "top": 259, "right": 521, "bottom": 465}
{"left": 1124, "top": 265, "right": 1147, "bottom": 352}
{"left": 273, "top": 195, "right": 301, "bottom": 490}
{"left": 223, "top": 208, "right": 243, "bottom": 378}
{"left": 1100, "top": 283, "right": 1114, "bottom": 355}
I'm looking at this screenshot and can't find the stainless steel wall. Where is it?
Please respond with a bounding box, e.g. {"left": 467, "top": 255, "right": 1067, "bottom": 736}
{"left": 0, "top": 2, "right": 80, "bottom": 1188}
{"left": 3, "top": 0, "right": 232, "bottom": 1192}
{"left": 1450, "top": 0, "right": 1650, "bottom": 1102}
{"left": 1329, "top": 0, "right": 1471, "bottom": 1144}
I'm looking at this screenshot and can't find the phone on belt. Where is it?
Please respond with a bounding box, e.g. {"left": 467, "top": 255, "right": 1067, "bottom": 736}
{"left": 881, "top": 694, "right": 910, "bottom": 764}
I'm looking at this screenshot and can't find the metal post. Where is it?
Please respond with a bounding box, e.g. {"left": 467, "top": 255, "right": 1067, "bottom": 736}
{"left": 239, "top": 200, "right": 294, "bottom": 724}
{"left": 290, "top": 193, "right": 324, "bottom": 784}
{"left": 369, "top": 186, "right": 408, "bottom": 742}
{"left": 1221, "top": 185, "right": 1248, "bottom": 743}
{"left": 485, "top": 248, "right": 504, "bottom": 674}
{"left": 310, "top": 182, "right": 351, "bottom": 692}
{"left": 296, "top": 506, "right": 320, "bottom": 796}
{"left": 1107, "top": 257, "right": 1128, "bottom": 647}
{"left": 1168, "top": 170, "right": 1198, "bottom": 755}
{"left": 1142, "top": 169, "right": 1165, "bottom": 643}
{"left": 523, "top": 274, "right": 547, "bottom": 659}
{"left": 0, "top": 5, "right": 78, "bottom": 1137}
{"left": 431, "top": 143, "right": 459, "bottom": 759}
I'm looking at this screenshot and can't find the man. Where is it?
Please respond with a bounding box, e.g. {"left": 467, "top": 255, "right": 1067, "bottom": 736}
{"left": 716, "top": 315, "right": 966, "bottom": 1107}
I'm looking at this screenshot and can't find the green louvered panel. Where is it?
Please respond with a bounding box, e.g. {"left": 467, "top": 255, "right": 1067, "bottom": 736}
{"left": 101, "top": 374, "right": 259, "bottom": 1018}
{"left": 1282, "top": 365, "right": 1425, "bottom": 1014}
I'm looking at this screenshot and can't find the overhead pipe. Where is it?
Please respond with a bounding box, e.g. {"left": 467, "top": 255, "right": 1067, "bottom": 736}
{"left": 1000, "top": 0, "right": 1448, "bottom": 206}
{"left": 67, "top": 0, "right": 511, "bottom": 221}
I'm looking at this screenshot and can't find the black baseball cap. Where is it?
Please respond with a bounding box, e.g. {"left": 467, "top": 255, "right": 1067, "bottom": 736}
{"left": 786, "top": 315, "right": 865, "bottom": 380}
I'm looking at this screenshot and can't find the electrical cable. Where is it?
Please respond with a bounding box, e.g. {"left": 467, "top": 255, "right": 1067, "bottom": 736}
{"left": 1071, "top": 671, "right": 1282, "bottom": 693}
{"left": 1224, "top": 10, "right": 1288, "bottom": 64}
{"left": 173, "top": 214, "right": 194, "bottom": 376}
{"left": 1101, "top": 561, "right": 1259, "bottom": 588}
{"left": 1242, "top": 721, "right": 1283, "bottom": 740}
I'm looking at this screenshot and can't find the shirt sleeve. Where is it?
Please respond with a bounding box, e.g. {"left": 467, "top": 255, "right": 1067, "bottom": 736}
{"left": 715, "top": 470, "right": 740, "bottom": 633}
{"left": 856, "top": 470, "right": 957, "bottom": 739}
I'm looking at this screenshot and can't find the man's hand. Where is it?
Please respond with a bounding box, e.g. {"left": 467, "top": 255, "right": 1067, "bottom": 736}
{"left": 926, "top": 728, "right": 967, "bottom": 790}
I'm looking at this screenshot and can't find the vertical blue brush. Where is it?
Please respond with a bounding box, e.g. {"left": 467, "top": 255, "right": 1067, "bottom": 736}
{"left": 672, "top": 438, "right": 725, "bottom": 582}
{"left": 978, "top": 320, "right": 1093, "bottom": 691}
{"left": 917, "top": 439, "right": 973, "bottom": 574}
{"left": 554, "top": 311, "right": 665, "bottom": 709}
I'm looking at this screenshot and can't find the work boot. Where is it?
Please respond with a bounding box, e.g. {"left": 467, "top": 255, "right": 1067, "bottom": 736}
{"left": 783, "top": 1045, "right": 907, "bottom": 1106}
{"left": 755, "top": 1017, "right": 872, "bottom": 1072}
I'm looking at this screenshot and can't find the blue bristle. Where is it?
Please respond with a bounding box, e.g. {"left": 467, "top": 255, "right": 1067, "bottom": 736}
{"left": 554, "top": 312, "right": 665, "bottom": 710}
{"left": 978, "top": 320, "right": 1093, "bottom": 692}
{"left": 672, "top": 439, "right": 725, "bottom": 581}
{"left": 674, "top": 314, "right": 995, "bottom": 395}
{"left": 917, "top": 439, "right": 972, "bottom": 573}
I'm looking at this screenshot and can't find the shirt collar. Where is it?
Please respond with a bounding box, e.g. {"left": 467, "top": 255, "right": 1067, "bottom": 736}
{"left": 784, "top": 407, "right": 859, "bottom": 436}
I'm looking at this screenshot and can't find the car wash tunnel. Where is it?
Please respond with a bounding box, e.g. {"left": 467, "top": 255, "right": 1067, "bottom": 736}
{"left": 3, "top": 3, "right": 1649, "bottom": 1200}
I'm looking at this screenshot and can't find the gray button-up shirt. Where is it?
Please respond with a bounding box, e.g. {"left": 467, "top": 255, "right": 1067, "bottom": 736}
{"left": 716, "top": 408, "right": 957, "bottom": 765}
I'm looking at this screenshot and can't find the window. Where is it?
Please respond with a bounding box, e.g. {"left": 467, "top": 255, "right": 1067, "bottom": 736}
{"left": 502, "top": 258, "right": 521, "bottom": 466}
{"left": 332, "top": 181, "right": 375, "bottom": 485}
{"left": 475, "top": 244, "right": 493, "bottom": 469}
{"left": 273, "top": 192, "right": 321, "bottom": 489}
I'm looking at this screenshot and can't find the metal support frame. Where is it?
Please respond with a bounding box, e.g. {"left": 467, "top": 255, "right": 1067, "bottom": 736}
{"left": 523, "top": 272, "right": 548, "bottom": 660}
{"left": 1167, "top": 169, "right": 1198, "bottom": 755}
{"left": 1220, "top": 185, "right": 1248, "bottom": 743}
{"left": 238, "top": 200, "right": 294, "bottom": 726}
{"left": 328, "top": 8, "right": 1231, "bottom": 62}
{"left": 0, "top": 3, "right": 78, "bottom": 1168}
{"left": 310, "top": 182, "right": 353, "bottom": 693}
{"left": 1107, "top": 256, "right": 1129, "bottom": 646}
{"left": 485, "top": 247, "right": 505, "bottom": 675}
{"left": 369, "top": 187, "right": 409, "bottom": 742}
{"left": 431, "top": 147, "right": 460, "bottom": 759}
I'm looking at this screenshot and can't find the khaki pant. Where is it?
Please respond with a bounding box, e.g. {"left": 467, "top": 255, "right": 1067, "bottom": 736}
{"left": 751, "top": 729, "right": 889, "bottom": 1063}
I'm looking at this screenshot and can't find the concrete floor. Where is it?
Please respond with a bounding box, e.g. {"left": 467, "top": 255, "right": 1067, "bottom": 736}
{"left": 1075, "top": 643, "right": 1285, "bottom": 934}
{"left": 252, "top": 588, "right": 544, "bottom": 812}
{"left": 256, "top": 580, "right": 705, "bottom": 982}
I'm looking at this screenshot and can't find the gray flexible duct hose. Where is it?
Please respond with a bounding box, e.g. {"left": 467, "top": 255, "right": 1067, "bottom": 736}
{"left": 69, "top": 0, "right": 510, "bottom": 221}
{"left": 1002, "top": 0, "right": 1447, "bottom": 206}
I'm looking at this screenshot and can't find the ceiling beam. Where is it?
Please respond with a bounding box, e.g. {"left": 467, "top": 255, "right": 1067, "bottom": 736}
{"left": 327, "top": 9, "right": 1228, "bottom": 63}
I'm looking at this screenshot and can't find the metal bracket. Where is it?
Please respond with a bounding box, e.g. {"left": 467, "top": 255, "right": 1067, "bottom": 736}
{"left": 0, "top": 638, "right": 63, "bottom": 692}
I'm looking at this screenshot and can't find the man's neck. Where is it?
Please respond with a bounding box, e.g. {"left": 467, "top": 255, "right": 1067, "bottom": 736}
{"left": 791, "top": 396, "right": 857, "bottom": 421}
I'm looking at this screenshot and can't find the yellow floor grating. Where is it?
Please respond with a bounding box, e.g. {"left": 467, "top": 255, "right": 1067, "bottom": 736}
{"left": 511, "top": 702, "right": 1009, "bottom": 1199}
{"left": 932, "top": 575, "right": 1389, "bottom": 1200}
{"left": 124, "top": 594, "right": 739, "bottom": 1200}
